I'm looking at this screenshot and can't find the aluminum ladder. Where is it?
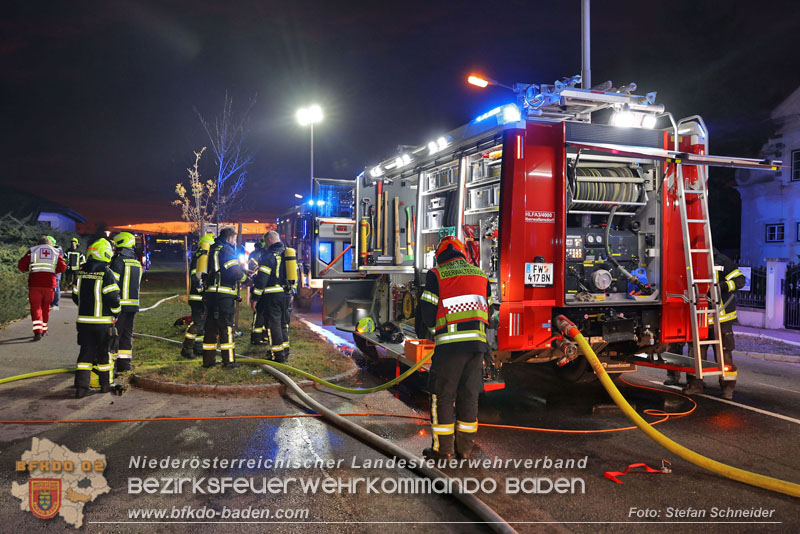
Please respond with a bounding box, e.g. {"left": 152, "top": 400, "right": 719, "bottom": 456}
{"left": 673, "top": 117, "right": 726, "bottom": 380}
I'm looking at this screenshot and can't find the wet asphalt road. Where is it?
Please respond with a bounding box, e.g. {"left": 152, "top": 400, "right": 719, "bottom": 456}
{"left": 1, "top": 306, "right": 798, "bottom": 533}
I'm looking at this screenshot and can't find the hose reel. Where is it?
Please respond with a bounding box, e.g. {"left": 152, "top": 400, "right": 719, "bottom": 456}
{"left": 569, "top": 167, "right": 644, "bottom": 213}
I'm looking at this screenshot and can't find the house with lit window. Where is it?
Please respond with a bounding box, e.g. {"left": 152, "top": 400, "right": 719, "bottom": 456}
{"left": 735, "top": 86, "right": 800, "bottom": 264}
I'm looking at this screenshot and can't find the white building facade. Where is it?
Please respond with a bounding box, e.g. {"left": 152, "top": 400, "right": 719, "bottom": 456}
{"left": 735, "top": 86, "right": 800, "bottom": 265}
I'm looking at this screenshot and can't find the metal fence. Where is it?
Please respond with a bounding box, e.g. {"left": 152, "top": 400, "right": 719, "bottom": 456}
{"left": 785, "top": 263, "right": 800, "bottom": 330}
{"left": 737, "top": 265, "right": 766, "bottom": 309}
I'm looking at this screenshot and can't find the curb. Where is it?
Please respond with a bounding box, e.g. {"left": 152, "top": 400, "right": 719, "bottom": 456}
{"left": 735, "top": 331, "right": 800, "bottom": 348}
{"left": 733, "top": 350, "right": 800, "bottom": 364}
{"left": 131, "top": 361, "right": 359, "bottom": 398}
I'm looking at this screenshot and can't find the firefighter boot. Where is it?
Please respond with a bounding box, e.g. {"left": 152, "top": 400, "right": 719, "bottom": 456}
{"left": 663, "top": 370, "right": 680, "bottom": 386}
{"left": 273, "top": 350, "right": 288, "bottom": 364}
{"left": 455, "top": 422, "right": 478, "bottom": 459}
{"left": 720, "top": 380, "right": 736, "bottom": 400}
{"left": 202, "top": 345, "right": 217, "bottom": 368}
{"left": 682, "top": 376, "right": 705, "bottom": 395}
{"left": 193, "top": 340, "right": 204, "bottom": 357}
{"left": 180, "top": 337, "right": 195, "bottom": 359}
{"left": 75, "top": 386, "right": 95, "bottom": 399}
{"left": 422, "top": 448, "right": 453, "bottom": 462}
{"left": 115, "top": 358, "right": 132, "bottom": 373}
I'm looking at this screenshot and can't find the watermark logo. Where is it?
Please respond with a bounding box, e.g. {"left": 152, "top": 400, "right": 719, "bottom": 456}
{"left": 12, "top": 438, "right": 109, "bottom": 528}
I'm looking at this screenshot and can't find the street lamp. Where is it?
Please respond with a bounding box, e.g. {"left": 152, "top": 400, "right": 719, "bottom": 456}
{"left": 467, "top": 74, "right": 514, "bottom": 91}
{"left": 296, "top": 104, "right": 323, "bottom": 207}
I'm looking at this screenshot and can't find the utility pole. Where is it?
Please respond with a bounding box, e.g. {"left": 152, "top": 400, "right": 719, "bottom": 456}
{"left": 581, "top": 0, "right": 591, "bottom": 89}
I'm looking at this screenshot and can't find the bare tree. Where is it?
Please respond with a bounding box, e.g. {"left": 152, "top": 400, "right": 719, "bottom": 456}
{"left": 196, "top": 93, "right": 255, "bottom": 227}
{"left": 173, "top": 147, "right": 216, "bottom": 235}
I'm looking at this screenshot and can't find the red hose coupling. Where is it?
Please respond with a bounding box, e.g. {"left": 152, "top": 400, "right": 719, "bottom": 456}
{"left": 555, "top": 315, "right": 579, "bottom": 339}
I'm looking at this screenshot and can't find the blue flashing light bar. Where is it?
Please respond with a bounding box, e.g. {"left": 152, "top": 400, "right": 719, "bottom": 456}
{"left": 473, "top": 103, "right": 521, "bottom": 125}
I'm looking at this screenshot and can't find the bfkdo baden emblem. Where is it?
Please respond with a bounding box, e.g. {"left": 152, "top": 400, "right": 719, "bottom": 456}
{"left": 29, "top": 479, "right": 61, "bottom": 519}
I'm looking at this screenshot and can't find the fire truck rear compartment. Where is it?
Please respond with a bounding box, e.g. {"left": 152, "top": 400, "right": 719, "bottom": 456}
{"left": 563, "top": 153, "right": 661, "bottom": 306}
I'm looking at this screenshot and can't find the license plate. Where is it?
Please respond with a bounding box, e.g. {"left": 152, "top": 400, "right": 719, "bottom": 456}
{"left": 525, "top": 263, "right": 553, "bottom": 286}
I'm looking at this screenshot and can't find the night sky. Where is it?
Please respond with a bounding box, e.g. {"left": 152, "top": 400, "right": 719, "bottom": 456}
{"left": 4, "top": 0, "right": 800, "bottom": 245}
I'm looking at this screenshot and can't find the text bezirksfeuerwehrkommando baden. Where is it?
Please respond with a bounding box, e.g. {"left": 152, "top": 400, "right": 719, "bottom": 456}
{"left": 127, "top": 455, "right": 589, "bottom": 495}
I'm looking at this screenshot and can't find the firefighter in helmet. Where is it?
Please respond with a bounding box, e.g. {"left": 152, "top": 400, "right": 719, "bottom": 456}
{"left": 109, "top": 232, "right": 143, "bottom": 373}
{"left": 251, "top": 231, "right": 294, "bottom": 362}
{"left": 72, "top": 239, "right": 120, "bottom": 398}
{"left": 248, "top": 238, "right": 268, "bottom": 345}
{"left": 181, "top": 233, "right": 215, "bottom": 358}
{"left": 418, "top": 236, "right": 493, "bottom": 460}
{"left": 202, "top": 227, "right": 246, "bottom": 369}
{"left": 683, "top": 248, "right": 745, "bottom": 400}
{"left": 63, "top": 237, "right": 85, "bottom": 290}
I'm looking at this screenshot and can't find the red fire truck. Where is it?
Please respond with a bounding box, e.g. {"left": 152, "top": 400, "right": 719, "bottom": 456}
{"left": 322, "top": 76, "right": 780, "bottom": 385}
{"left": 278, "top": 178, "right": 358, "bottom": 309}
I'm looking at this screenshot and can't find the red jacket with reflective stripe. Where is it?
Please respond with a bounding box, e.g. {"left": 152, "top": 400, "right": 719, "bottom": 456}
{"left": 18, "top": 249, "right": 67, "bottom": 288}
{"left": 420, "top": 255, "right": 491, "bottom": 355}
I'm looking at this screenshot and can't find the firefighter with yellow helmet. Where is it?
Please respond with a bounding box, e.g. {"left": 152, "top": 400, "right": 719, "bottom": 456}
{"left": 181, "top": 233, "right": 215, "bottom": 358}
{"left": 72, "top": 239, "right": 120, "bottom": 398}
{"left": 418, "top": 236, "right": 493, "bottom": 460}
{"left": 109, "top": 232, "right": 143, "bottom": 373}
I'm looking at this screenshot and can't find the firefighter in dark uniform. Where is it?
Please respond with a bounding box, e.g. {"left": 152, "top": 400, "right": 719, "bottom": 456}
{"left": 418, "top": 236, "right": 493, "bottom": 460}
{"left": 63, "top": 237, "right": 85, "bottom": 290}
{"left": 72, "top": 239, "right": 121, "bottom": 398}
{"left": 202, "top": 227, "right": 246, "bottom": 369}
{"left": 181, "top": 233, "right": 215, "bottom": 358}
{"left": 251, "top": 231, "right": 292, "bottom": 362}
{"left": 683, "top": 248, "right": 745, "bottom": 400}
{"left": 248, "top": 239, "right": 268, "bottom": 345}
{"left": 109, "top": 232, "right": 143, "bottom": 373}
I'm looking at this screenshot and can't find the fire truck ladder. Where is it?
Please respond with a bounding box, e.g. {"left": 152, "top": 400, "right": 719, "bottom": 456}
{"left": 673, "top": 141, "right": 725, "bottom": 380}
{"left": 568, "top": 115, "right": 782, "bottom": 378}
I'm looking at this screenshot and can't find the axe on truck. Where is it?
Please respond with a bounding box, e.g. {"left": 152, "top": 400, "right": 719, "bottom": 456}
{"left": 405, "top": 205, "right": 414, "bottom": 261}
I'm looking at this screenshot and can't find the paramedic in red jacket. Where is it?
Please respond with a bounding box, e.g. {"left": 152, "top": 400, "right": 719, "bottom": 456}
{"left": 17, "top": 236, "right": 67, "bottom": 341}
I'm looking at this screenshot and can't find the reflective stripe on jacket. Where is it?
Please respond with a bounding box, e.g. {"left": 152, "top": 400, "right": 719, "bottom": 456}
{"left": 110, "top": 248, "right": 143, "bottom": 312}
{"left": 709, "top": 252, "right": 745, "bottom": 324}
{"left": 205, "top": 240, "right": 245, "bottom": 297}
{"left": 29, "top": 244, "right": 59, "bottom": 273}
{"left": 73, "top": 260, "right": 121, "bottom": 324}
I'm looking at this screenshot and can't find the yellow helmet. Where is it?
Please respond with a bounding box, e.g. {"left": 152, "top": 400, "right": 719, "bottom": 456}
{"left": 87, "top": 239, "right": 113, "bottom": 263}
{"left": 199, "top": 233, "right": 215, "bottom": 247}
{"left": 112, "top": 231, "right": 136, "bottom": 249}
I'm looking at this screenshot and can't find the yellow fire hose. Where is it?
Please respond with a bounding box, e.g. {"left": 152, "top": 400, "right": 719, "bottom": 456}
{"left": 0, "top": 368, "right": 77, "bottom": 384}
{"left": 556, "top": 315, "right": 800, "bottom": 498}
{"left": 5, "top": 323, "right": 800, "bottom": 498}
{"left": 0, "top": 349, "right": 433, "bottom": 396}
